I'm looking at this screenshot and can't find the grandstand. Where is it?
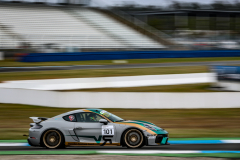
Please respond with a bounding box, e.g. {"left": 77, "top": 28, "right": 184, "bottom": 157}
{"left": 0, "top": 3, "right": 165, "bottom": 50}
{"left": 0, "top": 28, "right": 17, "bottom": 48}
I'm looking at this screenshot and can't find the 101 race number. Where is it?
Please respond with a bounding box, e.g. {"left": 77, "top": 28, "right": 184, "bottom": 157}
{"left": 102, "top": 125, "right": 114, "bottom": 135}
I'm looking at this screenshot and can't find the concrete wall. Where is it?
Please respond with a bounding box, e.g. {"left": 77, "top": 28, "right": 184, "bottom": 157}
{"left": 1, "top": 88, "right": 240, "bottom": 109}
{"left": 218, "top": 82, "right": 240, "bottom": 91}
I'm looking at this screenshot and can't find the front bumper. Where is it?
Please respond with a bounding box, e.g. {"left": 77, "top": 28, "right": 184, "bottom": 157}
{"left": 147, "top": 134, "right": 169, "bottom": 146}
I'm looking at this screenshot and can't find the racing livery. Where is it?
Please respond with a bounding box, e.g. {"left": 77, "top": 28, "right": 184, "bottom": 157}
{"left": 28, "top": 109, "right": 169, "bottom": 149}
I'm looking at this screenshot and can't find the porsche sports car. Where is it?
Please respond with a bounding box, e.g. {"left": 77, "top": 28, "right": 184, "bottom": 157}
{"left": 28, "top": 109, "right": 169, "bottom": 149}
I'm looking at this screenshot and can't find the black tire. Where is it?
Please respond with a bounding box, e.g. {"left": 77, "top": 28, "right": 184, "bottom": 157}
{"left": 123, "top": 129, "right": 144, "bottom": 148}
{"left": 42, "top": 129, "right": 65, "bottom": 149}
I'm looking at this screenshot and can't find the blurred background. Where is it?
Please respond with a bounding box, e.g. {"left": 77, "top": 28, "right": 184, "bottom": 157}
{"left": 0, "top": 0, "right": 240, "bottom": 141}
{"left": 2, "top": 0, "right": 240, "bottom": 53}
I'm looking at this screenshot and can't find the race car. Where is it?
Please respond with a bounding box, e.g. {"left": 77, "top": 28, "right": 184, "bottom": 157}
{"left": 28, "top": 109, "right": 169, "bottom": 149}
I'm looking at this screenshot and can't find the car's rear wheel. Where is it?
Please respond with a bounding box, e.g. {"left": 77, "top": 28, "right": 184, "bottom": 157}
{"left": 42, "top": 130, "right": 65, "bottom": 149}
{"left": 123, "top": 129, "right": 144, "bottom": 148}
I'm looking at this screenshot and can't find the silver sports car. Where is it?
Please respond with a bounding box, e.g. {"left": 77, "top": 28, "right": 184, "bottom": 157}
{"left": 28, "top": 109, "right": 169, "bottom": 149}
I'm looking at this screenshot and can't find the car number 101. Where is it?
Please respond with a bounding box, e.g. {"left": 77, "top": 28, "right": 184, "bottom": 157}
{"left": 102, "top": 125, "right": 114, "bottom": 135}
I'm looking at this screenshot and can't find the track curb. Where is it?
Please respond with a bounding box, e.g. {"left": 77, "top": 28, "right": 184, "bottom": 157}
{"left": 0, "top": 150, "right": 239, "bottom": 158}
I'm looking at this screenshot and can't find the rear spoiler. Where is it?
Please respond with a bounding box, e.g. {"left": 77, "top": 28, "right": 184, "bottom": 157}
{"left": 30, "top": 117, "right": 48, "bottom": 124}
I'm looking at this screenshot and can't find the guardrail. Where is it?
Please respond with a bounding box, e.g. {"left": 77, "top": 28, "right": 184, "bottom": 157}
{"left": 19, "top": 50, "right": 240, "bottom": 62}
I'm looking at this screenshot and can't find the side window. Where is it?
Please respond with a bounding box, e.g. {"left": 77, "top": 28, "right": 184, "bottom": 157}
{"left": 75, "top": 112, "right": 105, "bottom": 122}
{"left": 63, "top": 114, "right": 76, "bottom": 122}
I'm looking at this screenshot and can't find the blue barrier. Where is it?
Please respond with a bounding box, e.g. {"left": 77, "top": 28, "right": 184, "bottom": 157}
{"left": 19, "top": 50, "right": 240, "bottom": 62}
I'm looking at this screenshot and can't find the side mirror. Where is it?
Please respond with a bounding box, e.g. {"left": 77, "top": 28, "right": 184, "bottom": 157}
{"left": 99, "top": 119, "right": 108, "bottom": 125}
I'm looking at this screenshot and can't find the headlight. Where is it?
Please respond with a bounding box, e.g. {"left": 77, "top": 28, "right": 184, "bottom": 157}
{"left": 143, "top": 124, "right": 157, "bottom": 131}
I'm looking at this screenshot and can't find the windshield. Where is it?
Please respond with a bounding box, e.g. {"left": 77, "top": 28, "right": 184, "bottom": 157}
{"left": 100, "top": 110, "right": 124, "bottom": 122}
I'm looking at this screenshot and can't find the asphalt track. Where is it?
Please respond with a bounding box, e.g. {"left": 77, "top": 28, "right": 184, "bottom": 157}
{"left": 0, "top": 144, "right": 239, "bottom": 151}
{"left": 1, "top": 60, "right": 240, "bottom": 72}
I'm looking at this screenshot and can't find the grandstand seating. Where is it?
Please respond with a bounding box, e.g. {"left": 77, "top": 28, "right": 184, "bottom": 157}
{"left": 0, "top": 4, "right": 165, "bottom": 50}
{"left": 71, "top": 8, "right": 164, "bottom": 48}
{"left": 0, "top": 28, "right": 18, "bottom": 48}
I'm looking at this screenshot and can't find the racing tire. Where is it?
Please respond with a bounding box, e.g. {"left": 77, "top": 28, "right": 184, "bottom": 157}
{"left": 123, "top": 129, "right": 144, "bottom": 148}
{"left": 42, "top": 129, "right": 65, "bottom": 149}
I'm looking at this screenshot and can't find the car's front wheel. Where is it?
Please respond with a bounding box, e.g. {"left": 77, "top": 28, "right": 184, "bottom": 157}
{"left": 123, "top": 129, "right": 144, "bottom": 148}
{"left": 42, "top": 129, "right": 65, "bottom": 149}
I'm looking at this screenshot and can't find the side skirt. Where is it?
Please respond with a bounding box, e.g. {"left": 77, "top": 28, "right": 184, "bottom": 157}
{"left": 65, "top": 142, "right": 121, "bottom": 146}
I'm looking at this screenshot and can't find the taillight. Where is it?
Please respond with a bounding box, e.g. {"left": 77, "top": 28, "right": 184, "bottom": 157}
{"left": 31, "top": 125, "right": 43, "bottom": 129}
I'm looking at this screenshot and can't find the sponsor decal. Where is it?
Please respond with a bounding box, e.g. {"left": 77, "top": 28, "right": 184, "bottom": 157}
{"left": 77, "top": 135, "right": 102, "bottom": 144}
{"left": 115, "top": 122, "right": 157, "bottom": 135}
{"left": 100, "top": 110, "right": 111, "bottom": 118}
{"left": 101, "top": 136, "right": 113, "bottom": 146}
{"left": 66, "top": 134, "right": 114, "bottom": 146}
{"left": 100, "top": 110, "right": 106, "bottom": 114}
{"left": 69, "top": 115, "right": 75, "bottom": 121}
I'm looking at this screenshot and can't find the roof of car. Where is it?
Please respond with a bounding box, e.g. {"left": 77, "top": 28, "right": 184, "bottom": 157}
{"left": 54, "top": 109, "right": 104, "bottom": 117}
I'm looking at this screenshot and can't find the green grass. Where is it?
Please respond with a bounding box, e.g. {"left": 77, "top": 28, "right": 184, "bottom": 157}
{"left": 1, "top": 57, "right": 240, "bottom": 67}
{"left": 0, "top": 103, "right": 239, "bottom": 140}
{"left": 60, "top": 83, "right": 217, "bottom": 92}
{"left": 0, "top": 66, "right": 207, "bottom": 82}
{"left": 102, "top": 153, "right": 240, "bottom": 158}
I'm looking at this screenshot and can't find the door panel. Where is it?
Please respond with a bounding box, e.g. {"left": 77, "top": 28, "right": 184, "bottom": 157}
{"left": 75, "top": 122, "right": 103, "bottom": 143}
{"left": 74, "top": 112, "right": 116, "bottom": 145}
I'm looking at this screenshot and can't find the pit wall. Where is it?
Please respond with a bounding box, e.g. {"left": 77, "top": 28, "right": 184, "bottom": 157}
{"left": 19, "top": 50, "right": 240, "bottom": 62}
{"left": 1, "top": 88, "right": 240, "bottom": 108}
